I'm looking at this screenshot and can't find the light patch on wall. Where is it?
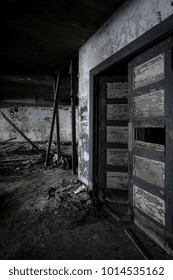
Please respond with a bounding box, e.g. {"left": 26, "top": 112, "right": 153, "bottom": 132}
{"left": 83, "top": 151, "right": 89, "bottom": 161}
{"left": 0, "top": 105, "right": 78, "bottom": 143}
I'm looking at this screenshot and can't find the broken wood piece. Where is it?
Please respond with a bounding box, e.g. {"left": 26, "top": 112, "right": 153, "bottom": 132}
{"left": 124, "top": 228, "right": 152, "bottom": 260}
{"left": 0, "top": 137, "right": 16, "bottom": 144}
{"left": 78, "top": 192, "right": 90, "bottom": 202}
{"left": 0, "top": 111, "right": 41, "bottom": 154}
{"left": 74, "top": 184, "right": 87, "bottom": 195}
{"left": 103, "top": 205, "right": 121, "bottom": 222}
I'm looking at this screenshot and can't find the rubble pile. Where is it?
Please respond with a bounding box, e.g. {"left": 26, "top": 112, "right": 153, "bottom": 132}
{"left": 0, "top": 141, "right": 45, "bottom": 174}
{"left": 52, "top": 154, "right": 72, "bottom": 170}
{"left": 0, "top": 140, "right": 72, "bottom": 173}
{"left": 47, "top": 180, "right": 95, "bottom": 212}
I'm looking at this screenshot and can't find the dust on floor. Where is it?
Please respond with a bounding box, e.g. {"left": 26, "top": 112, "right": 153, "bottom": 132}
{"left": 0, "top": 161, "right": 170, "bottom": 260}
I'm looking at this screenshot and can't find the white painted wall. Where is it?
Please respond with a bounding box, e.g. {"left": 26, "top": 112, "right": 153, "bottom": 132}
{"left": 78, "top": 0, "right": 173, "bottom": 184}
{"left": 0, "top": 105, "right": 78, "bottom": 143}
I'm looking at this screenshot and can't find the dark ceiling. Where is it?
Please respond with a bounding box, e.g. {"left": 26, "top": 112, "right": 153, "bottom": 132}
{"left": 0, "top": 0, "right": 126, "bottom": 75}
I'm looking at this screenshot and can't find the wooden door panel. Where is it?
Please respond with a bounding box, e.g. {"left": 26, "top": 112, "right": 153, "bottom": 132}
{"left": 98, "top": 77, "right": 128, "bottom": 203}
{"left": 106, "top": 126, "right": 128, "bottom": 143}
{"left": 133, "top": 89, "right": 164, "bottom": 118}
{"left": 107, "top": 82, "right": 128, "bottom": 98}
{"left": 128, "top": 36, "right": 173, "bottom": 250}
{"left": 133, "top": 185, "right": 165, "bottom": 225}
{"left": 107, "top": 104, "right": 128, "bottom": 120}
{"left": 133, "top": 156, "right": 165, "bottom": 189}
{"left": 107, "top": 172, "right": 128, "bottom": 190}
{"left": 107, "top": 149, "right": 128, "bottom": 166}
{"left": 133, "top": 53, "right": 164, "bottom": 89}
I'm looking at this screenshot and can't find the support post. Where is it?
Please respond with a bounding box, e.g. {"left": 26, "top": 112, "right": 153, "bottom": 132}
{"left": 44, "top": 73, "right": 60, "bottom": 167}
{"left": 53, "top": 76, "right": 61, "bottom": 161}
{"left": 0, "top": 111, "right": 41, "bottom": 154}
{"left": 70, "top": 59, "right": 77, "bottom": 175}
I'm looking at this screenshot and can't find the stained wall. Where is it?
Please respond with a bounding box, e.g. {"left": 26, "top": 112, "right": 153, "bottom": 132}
{"left": 78, "top": 0, "right": 173, "bottom": 184}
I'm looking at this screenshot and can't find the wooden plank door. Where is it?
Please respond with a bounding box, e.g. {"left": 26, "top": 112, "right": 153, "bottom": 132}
{"left": 128, "top": 35, "right": 173, "bottom": 251}
{"left": 98, "top": 76, "right": 128, "bottom": 205}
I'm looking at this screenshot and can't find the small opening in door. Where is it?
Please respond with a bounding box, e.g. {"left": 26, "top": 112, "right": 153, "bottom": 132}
{"left": 135, "top": 127, "right": 165, "bottom": 145}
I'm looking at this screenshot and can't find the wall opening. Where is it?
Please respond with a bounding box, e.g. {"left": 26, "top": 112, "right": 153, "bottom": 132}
{"left": 134, "top": 127, "right": 165, "bottom": 145}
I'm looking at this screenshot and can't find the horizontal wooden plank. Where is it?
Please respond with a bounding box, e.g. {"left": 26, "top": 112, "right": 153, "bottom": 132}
{"left": 133, "top": 89, "right": 164, "bottom": 118}
{"left": 134, "top": 140, "right": 165, "bottom": 153}
{"left": 107, "top": 149, "right": 128, "bottom": 165}
{"left": 133, "top": 156, "right": 165, "bottom": 189}
{"left": 107, "top": 172, "right": 128, "bottom": 190}
{"left": 134, "top": 208, "right": 165, "bottom": 241}
{"left": 133, "top": 185, "right": 165, "bottom": 225}
{"left": 105, "top": 189, "right": 128, "bottom": 204}
{"left": 107, "top": 126, "right": 128, "bottom": 143}
{"left": 107, "top": 82, "right": 128, "bottom": 98}
{"left": 133, "top": 53, "right": 164, "bottom": 89}
{"left": 107, "top": 104, "right": 128, "bottom": 120}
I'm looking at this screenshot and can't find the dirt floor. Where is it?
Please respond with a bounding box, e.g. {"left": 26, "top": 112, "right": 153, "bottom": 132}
{"left": 0, "top": 154, "right": 171, "bottom": 260}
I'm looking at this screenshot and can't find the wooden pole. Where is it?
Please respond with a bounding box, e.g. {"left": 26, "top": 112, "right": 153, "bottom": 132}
{"left": 124, "top": 228, "right": 152, "bottom": 260}
{"left": 0, "top": 137, "right": 16, "bottom": 144}
{"left": 70, "top": 59, "right": 77, "bottom": 175}
{"left": 44, "top": 73, "right": 60, "bottom": 167}
{"left": 53, "top": 75, "right": 61, "bottom": 160}
{"left": 0, "top": 111, "right": 41, "bottom": 154}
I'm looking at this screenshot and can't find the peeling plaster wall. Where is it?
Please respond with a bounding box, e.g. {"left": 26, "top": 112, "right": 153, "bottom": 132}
{"left": 0, "top": 104, "right": 78, "bottom": 143}
{"left": 78, "top": 0, "right": 173, "bottom": 184}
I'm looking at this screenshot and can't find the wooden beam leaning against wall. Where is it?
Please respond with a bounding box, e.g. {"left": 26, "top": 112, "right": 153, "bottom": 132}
{"left": 0, "top": 111, "right": 41, "bottom": 154}
{"left": 44, "top": 73, "right": 60, "bottom": 167}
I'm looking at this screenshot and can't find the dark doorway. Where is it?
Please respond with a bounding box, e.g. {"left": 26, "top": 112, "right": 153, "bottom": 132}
{"left": 94, "top": 60, "right": 129, "bottom": 220}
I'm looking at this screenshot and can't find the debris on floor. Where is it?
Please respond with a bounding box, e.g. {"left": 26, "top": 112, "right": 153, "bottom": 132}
{"left": 52, "top": 155, "right": 72, "bottom": 170}
{"left": 0, "top": 161, "right": 170, "bottom": 260}
{"left": 47, "top": 180, "right": 94, "bottom": 213}
{"left": 0, "top": 140, "right": 74, "bottom": 175}
{"left": 0, "top": 142, "right": 45, "bottom": 175}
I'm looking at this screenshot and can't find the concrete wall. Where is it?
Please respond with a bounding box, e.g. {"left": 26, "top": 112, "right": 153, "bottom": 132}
{"left": 0, "top": 104, "right": 78, "bottom": 143}
{"left": 78, "top": 0, "right": 173, "bottom": 185}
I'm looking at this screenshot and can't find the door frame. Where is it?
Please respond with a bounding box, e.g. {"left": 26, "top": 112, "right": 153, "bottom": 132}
{"left": 89, "top": 15, "right": 173, "bottom": 189}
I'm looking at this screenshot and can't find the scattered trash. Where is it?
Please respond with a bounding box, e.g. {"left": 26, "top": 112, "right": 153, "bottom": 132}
{"left": 0, "top": 140, "right": 74, "bottom": 173}
{"left": 74, "top": 184, "right": 87, "bottom": 195}
{"left": 53, "top": 153, "right": 58, "bottom": 162}
{"left": 78, "top": 192, "right": 90, "bottom": 202}
{"left": 46, "top": 180, "right": 96, "bottom": 213}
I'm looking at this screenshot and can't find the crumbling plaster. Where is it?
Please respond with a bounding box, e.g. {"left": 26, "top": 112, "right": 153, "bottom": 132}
{"left": 78, "top": 0, "right": 173, "bottom": 185}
